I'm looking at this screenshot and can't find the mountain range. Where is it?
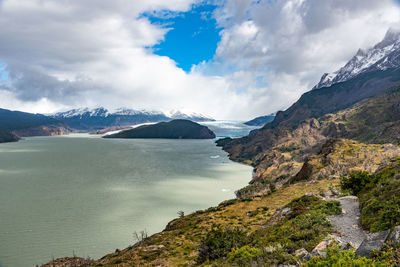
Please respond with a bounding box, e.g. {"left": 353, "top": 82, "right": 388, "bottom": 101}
{"left": 0, "top": 106, "right": 215, "bottom": 143}
{"left": 51, "top": 107, "right": 214, "bottom": 131}
{"left": 0, "top": 108, "right": 67, "bottom": 143}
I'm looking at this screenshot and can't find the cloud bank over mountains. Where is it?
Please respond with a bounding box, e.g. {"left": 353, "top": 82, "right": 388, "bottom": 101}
{"left": 0, "top": 0, "right": 400, "bottom": 119}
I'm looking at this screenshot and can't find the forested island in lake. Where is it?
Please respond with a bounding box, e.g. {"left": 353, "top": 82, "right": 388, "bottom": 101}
{"left": 104, "top": 119, "right": 216, "bottom": 139}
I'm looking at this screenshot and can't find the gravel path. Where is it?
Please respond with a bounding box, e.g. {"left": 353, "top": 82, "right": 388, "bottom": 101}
{"left": 328, "top": 196, "right": 367, "bottom": 249}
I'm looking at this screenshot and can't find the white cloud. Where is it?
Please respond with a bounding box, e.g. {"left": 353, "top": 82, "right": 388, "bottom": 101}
{"left": 196, "top": 0, "right": 400, "bottom": 117}
{"left": 1, "top": 0, "right": 400, "bottom": 120}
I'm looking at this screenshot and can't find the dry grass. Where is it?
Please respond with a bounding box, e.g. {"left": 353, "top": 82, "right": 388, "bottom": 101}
{"left": 93, "top": 179, "right": 339, "bottom": 267}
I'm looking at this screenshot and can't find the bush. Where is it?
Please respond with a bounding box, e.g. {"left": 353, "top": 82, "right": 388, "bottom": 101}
{"left": 359, "top": 178, "right": 400, "bottom": 232}
{"left": 340, "top": 171, "right": 378, "bottom": 195}
{"left": 197, "top": 225, "right": 249, "bottom": 263}
{"left": 252, "top": 196, "right": 341, "bottom": 253}
{"left": 341, "top": 168, "right": 400, "bottom": 232}
{"left": 227, "top": 246, "right": 262, "bottom": 265}
{"left": 304, "top": 245, "right": 399, "bottom": 267}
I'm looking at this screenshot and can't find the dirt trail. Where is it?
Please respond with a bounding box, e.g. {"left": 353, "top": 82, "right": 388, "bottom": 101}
{"left": 328, "top": 196, "right": 367, "bottom": 249}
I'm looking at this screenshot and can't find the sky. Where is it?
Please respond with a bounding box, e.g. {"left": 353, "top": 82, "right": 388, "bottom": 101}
{"left": 0, "top": 0, "right": 400, "bottom": 120}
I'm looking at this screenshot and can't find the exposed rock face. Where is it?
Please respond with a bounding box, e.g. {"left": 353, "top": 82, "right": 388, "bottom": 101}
{"left": 12, "top": 125, "right": 69, "bottom": 137}
{"left": 104, "top": 119, "right": 216, "bottom": 139}
{"left": 355, "top": 230, "right": 391, "bottom": 258}
{"left": 387, "top": 226, "right": 400, "bottom": 247}
{"left": 220, "top": 88, "right": 400, "bottom": 198}
{"left": 310, "top": 240, "right": 333, "bottom": 257}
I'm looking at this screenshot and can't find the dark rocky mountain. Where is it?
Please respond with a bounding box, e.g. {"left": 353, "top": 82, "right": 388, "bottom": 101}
{"left": 244, "top": 114, "right": 275, "bottom": 126}
{"left": 52, "top": 107, "right": 214, "bottom": 131}
{"left": 104, "top": 119, "right": 216, "bottom": 139}
{"left": 0, "top": 108, "right": 60, "bottom": 131}
{"left": 314, "top": 29, "right": 400, "bottom": 89}
{"left": 217, "top": 31, "right": 400, "bottom": 188}
{"left": 218, "top": 67, "right": 400, "bottom": 163}
{"left": 0, "top": 130, "right": 19, "bottom": 143}
{"left": 0, "top": 108, "right": 67, "bottom": 143}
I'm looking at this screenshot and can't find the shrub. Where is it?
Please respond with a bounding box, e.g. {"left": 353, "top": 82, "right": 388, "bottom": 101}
{"left": 252, "top": 196, "right": 341, "bottom": 253}
{"left": 359, "top": 178, "right": 400, "bottom": 232}
{"left": 340, "top": 171, "right": 377, "bottom": 195}
{"left": 197, "top": 225, "right": 249, "bottom": 263}
{"left": 341, "top": 168, "right": 400, "bottom": 232}
{"left": 227, "top": 246, "right": 262, "bottom": 265}
{"left": 304, "top": 245, "right": 399, "bottom": 267}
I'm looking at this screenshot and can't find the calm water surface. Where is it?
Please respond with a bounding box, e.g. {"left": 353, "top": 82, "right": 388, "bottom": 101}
{"left": 0, "top": 123, "right": 254, "bottom": 267}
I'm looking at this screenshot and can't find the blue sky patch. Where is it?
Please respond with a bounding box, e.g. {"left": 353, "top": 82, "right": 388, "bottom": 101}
{"left": 144, "top": 3, "right": 221, "bottom": 72}
{"left": 0, "top": 63, "right": 9, "bottom": 82}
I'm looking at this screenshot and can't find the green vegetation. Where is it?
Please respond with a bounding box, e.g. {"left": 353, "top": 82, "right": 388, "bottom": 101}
{"left": 198, "top": 195, "right": 341, "bottom": 265}
{"left": 340, "top": 171, "right": 378, "bottom": 195}
{"left": 340, "top": 162, "right": 400, "bottom": 232}
{"left": 226, "top": 245, "right": 262, "bottom": 265}
{"left": 197, "top": 226, "right": 249, "bottom": 264}
{"left": 304, "top": 245, "right": 400, "bottom": 266}
{"left": 104, "top": 119, "right": 216, "bottom": 139}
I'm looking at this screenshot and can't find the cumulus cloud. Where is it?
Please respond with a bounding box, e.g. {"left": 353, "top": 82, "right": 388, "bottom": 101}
{"left": 1, "top": 0, "right": 400, "bottom": 120}
{"left": 0, "top": 0, "right": 240, "bottom": 117}
{"left": 200, "top": 0, "right": 400, "bottom": 115}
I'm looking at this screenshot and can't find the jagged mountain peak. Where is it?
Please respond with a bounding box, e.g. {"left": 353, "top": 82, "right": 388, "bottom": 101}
{"left": 375, "top": 28, "right": 400, "bottom": 49}
{"left": 314, "top": 28, "right": 400, "bottom": 89}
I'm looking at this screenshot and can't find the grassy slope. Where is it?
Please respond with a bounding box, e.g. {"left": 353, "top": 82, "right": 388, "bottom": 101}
{"left": 93, "top": 179, "right": 338, "bottom": 266}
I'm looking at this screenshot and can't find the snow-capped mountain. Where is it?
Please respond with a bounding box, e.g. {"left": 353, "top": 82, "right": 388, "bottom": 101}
{"left": 168, "top": 110, "right": 214, "bottom": 122}
{"left": 52, "top": 107, "right": 214, "bottom": 131}
{"left": 314, "top": 29, "right": 400, "bottom": 89}
{"left": 54, "top": 107, "right": 165, "bottom": 118}
{"left": 54, "top": 107, "right": 110, "bottom": 118}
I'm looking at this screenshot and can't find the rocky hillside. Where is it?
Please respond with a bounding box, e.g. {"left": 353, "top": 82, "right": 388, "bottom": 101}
{"left": 0, "top": 108, "right": 68, "bottom": 143}
{"left": 104, "top": 119, "right": 216, "bottom": 139}
{"left": 244, "top": 114, "right": 275, "bottom": 126}
{"left": 217, "top": 87, "right": 400, "bottom": 197}
{"left": 0, "top": 130, "right": 19, "bottom": 143}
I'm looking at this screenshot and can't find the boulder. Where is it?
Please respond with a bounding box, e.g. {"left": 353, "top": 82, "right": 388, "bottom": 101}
{"left": 295, "top": 248, "right": 311, "bottom": 261}
{"left": 310, "top": 240, "right": 333, "bottom": 257}
{"left": 386, "top": 226, "right": 400, "bottom": 248}
{"left": 355, "top": 230, "right": 390, "bottom": 258}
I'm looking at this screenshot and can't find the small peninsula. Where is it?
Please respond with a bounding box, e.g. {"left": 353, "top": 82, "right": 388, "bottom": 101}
{"left": 104, "top": 119, "right": 216, "bottom": 139}
{"left": 0, "top": 130, "right": 20, "bottom": 143}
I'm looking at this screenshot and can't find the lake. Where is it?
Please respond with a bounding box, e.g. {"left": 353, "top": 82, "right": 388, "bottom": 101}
{"left": 0, "top": 122, "right": 255, "bottom": 266}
